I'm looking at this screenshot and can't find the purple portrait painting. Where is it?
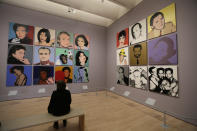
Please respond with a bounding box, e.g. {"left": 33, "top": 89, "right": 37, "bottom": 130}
{"left": 148, "top": 33, "right": 177, "bottom": 65}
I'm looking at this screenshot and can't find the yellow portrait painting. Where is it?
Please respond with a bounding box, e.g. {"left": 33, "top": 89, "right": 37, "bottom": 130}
{"left": 147, "top": 3, "right": 176, "bottom": 40}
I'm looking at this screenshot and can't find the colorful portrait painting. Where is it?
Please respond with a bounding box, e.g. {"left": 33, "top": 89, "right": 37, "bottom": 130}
{"left": 74, "top": 50, "right": 89, "bottom": 67}
{"left": 129, "top": 19, "right": 147, "bottom": 45}
{"left": 7, "top": 44, "right": 33, "bottom": 65}
{"left": 116, "top": 47, "right": 129, "bottom": 65}
{"left": 148, "top": 65, "right": 178, "bottom": 97}
{"left": 33, "top": 66, "right": 54, "bottom": 85}
{"left": 148, "top": 33, "right": 177, "bottom": 65}
{"left": 117, "top": 66, "right": 129, "bottom": 86}
{"left": 33, "top": 46, "right": 55, "bottom": 65}
{"left": 55, "top": 66, "right": 73, "bottom": 83}
{"left": 147, "top": 3, "right": 176, "bottom": 39}
{"left": 116, "top": 28, "right": 129, "bottom": 48}
{"left": 6, "top": 65, "right": 32, "bottom": 87}
{"left": 74, "top": 34, "right": 90, "bottom": 50}
{"left": 34, "top": 27, "right": 55, "bottom": 47}
{"left": 8, "top": 22, "right": 34, "bottom": 45}
{"left": 129, "top": 66, "right": 148, "bottom": 90}
{"left": 129, "top": 42, "right": 147, "bottom": 66}
{"left": 74, "top": 66, "right": 89, "bottom": 83}
{"left": 55, "top": 48, "right": 73, "bottom": 66}
{"left": 56, "top": 31, "right": 74, "bottom": 49}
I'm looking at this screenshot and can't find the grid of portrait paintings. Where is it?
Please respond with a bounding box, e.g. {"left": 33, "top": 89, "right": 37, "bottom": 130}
{"left": 6, "top": 24, "right": 90, "bottom": 87}
{"left": 116, "top": 3, "right": 179, "bottom": 97}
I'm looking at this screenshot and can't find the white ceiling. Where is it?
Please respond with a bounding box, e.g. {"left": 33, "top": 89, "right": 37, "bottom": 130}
{"left": 0, "top": 0, "right": 142, "bottom": 27}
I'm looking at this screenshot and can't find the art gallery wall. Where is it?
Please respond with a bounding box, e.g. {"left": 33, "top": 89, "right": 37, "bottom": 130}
{"left": 0, "top": 3, "right": 107, "bottom": 101}
{"left": 106, "top": 0, "right": 197, "bottom": 125}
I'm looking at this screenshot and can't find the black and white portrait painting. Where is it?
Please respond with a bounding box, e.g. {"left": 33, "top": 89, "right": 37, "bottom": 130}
{"left": 129, "top": 66, "right": 148, "bottom": 90}
{"left": 148, "top": 65, "right": 178, "bottom": 97}
{"left": 129, "top": 19, "right": 147, "bottom": 45}
{"left": 117, "top": 66, "right": 129, "bottom": 86}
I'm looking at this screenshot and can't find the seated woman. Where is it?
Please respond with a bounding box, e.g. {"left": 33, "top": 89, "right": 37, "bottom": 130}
{"left": 48, "top": 80, "right": 72, "bottom": 129}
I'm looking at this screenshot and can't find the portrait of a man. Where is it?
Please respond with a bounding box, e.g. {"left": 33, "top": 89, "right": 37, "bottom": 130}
{"left": 129, "top": 19, "right": 147, "bottom": 45}
{"left": 55, "top": 66, "right": 73, "bottom": 83}
{"left": 147, "top": 3, "right": 176, "bottom": 39}
{"left": 129, "top": 42, "right": 147, "bottom": 66}
{"left": 34, "top": 46, "right": 54, "bottom": 65}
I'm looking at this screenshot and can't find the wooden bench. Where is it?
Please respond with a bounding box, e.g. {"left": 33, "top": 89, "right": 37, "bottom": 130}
{"left": 0, "top": 108, "right": 85, "bottom": 131}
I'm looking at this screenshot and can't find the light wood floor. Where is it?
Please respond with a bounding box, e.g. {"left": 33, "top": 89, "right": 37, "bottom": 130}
{"left": 0, "top": 91, "right": 196, "bottom": 131}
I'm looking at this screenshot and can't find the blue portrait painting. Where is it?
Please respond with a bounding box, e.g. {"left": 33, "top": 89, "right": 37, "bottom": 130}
{"left": 6, "top": 65, "right": 32, "bottom": 87}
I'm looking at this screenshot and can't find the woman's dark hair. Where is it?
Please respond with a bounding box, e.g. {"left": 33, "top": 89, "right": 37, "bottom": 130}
{"left": 60, "top": 54, "right": 67, "bottom": 64}
{"left": 8, "top": 45, "right": 26, "bottom": 58}
{"left": 75, "top": 51, "right": 88, "bottom": 66}
{"left": 56, "top": 80, "right": 66, "bottom": 91}
{"left": 131, "top": 23, "right": 142, "bottom": 39}
{"left": 13, "top": 23, "right": 28, "bottom": 33}
{"left": 118, "top": 30, "right": 126, "bottom": 40}
{"left": 37, "top": 28, "right": 51, "bottom": 43}
{"left": 150, "top": 12, "right": 164, "bottom": 26}
{"left": 10, "top": 66, "right": 24, "bottom": 74}
{"left": 75, "top": 34, "right": 88, "bottom": 47}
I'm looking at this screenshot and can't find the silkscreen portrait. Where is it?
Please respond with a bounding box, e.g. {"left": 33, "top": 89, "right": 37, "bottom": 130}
{"left": 55, "top": 48, "right": 73, "bottom": 66}
{"left": 8, "top": 22, "right": 34, "bottom": 45}
{"left": 148, "top": 33, "right": 177, "bottom": 65}
{"left": 148, "top": 65, "right": 178, "bottom": 97}
{"left": 129, "top": 42, "right": 147, "bottom": 66}
{"left": 129, "top": 19, "right": 147, "bottom": 45}
{"left": 6, "top": 65, "right": 32, "bottom": 87}
{"left": 55, "top": 66, "right": 73, "bottom": 83}
{"left": 74, "top": 66, "right": 89, "bottom": 83}
{"left": 147, "top": 3, "right": 176, "bottom": 39}
{"left": 116, "top": 47, "right": 129, "bottom": 65}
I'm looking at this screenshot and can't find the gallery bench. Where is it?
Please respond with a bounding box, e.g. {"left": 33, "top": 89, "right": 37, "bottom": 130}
{"left": 0, "top": 108, "right": 85, "bottom": 131}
